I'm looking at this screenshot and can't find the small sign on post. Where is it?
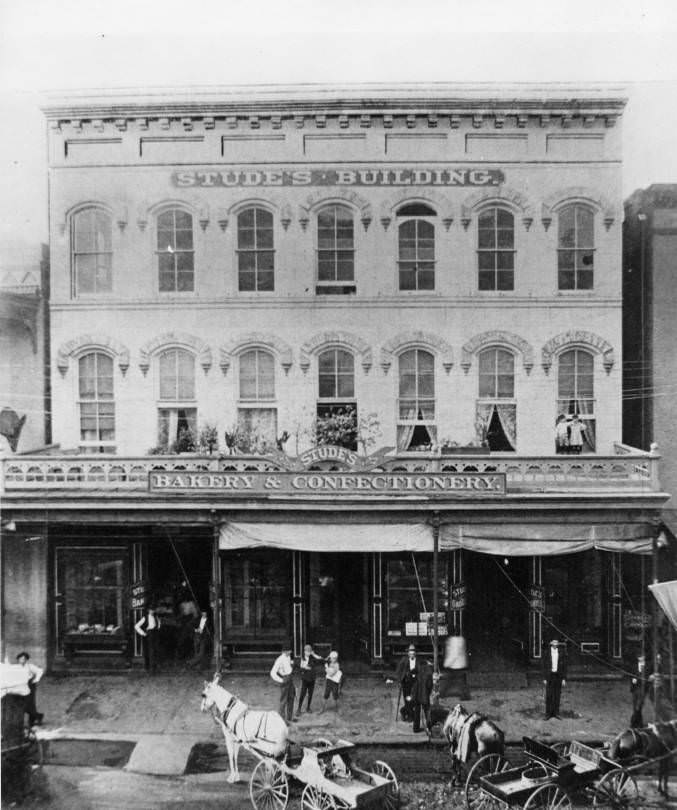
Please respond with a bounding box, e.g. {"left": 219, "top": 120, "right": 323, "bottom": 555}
{"left": 131, "top": 581, "right": 148, "bottom": 610}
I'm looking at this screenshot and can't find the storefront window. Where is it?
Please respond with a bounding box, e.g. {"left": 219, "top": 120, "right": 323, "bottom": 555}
{"left": 56, "top": 547, "right": 128, "bottom": 650}
{"left": 386, "top": 554, "right": 448, "bottom": 638}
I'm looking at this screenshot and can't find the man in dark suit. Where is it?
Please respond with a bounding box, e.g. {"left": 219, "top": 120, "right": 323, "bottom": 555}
{"left": 542, "top": 637, "right": 567, "bottom": 719}
{"left": 396, "top": 644, "right": 429, "bottom": 730}
{"left": 630, "top": 654, "right": 652, "bottom": 727}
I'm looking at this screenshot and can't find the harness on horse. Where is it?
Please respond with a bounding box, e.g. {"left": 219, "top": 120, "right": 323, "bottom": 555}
{"left": 213, "top": 692, "right": 281, "bottom": 746}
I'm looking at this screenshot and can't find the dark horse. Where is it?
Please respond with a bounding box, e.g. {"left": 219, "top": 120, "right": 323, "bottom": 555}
{"left": 609, "top": 720, "right": 677, "bottom": 796}
{"left": 442, "top": 703, "right": 505, "bottom": 786}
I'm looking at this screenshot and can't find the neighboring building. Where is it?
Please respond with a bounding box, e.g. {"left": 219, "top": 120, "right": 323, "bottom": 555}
{"left": 1, "top": 85, "right": 668, "bottom": 673}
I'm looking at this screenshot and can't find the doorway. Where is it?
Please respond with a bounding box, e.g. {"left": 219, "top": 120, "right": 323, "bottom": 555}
{"left": 464, "top": 552, "right": 528, "bottom": 669}
{"left": 307, "top": 553, "right": 369, "bottom": 663}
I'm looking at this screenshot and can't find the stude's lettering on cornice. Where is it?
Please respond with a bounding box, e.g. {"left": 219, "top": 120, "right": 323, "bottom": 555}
{"left": 173, "top": 167, "right": 505, "bottom": 188}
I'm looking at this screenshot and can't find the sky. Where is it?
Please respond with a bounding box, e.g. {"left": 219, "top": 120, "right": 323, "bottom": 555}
{"left": 1, "top": 0, "right": 677, "bottom": 253}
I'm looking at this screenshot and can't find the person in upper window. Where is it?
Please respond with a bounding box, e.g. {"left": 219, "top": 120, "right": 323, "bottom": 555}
{"left": 555, "top": 414, "right": 569, "bottom": 453}
{"left": 567, "top": 414, "right": 586, "bottom": 454}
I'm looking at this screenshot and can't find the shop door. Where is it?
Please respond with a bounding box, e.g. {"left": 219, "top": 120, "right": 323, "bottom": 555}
{"left": 223, "top": 550, "right": 292, "bottom": 643}
{"left": 308, "top": 553, "right": 369, "bottom": 662}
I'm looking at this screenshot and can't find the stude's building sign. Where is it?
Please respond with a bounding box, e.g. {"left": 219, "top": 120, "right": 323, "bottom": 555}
{"left": 173, "top": 167, "right": 505, "bottom": 188}
{"left": 149, "top": 470, "right": 507, "bottom": 496}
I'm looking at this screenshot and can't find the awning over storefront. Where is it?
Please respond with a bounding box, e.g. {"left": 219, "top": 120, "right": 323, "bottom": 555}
{"left": 440, "top": 523, "right": 654, "bottom": 555}
{"left": 650, "top": 580, "right": 677, "bottom": 631}
{"left": 219, "top": 522, "right": 433, "bottom": 551}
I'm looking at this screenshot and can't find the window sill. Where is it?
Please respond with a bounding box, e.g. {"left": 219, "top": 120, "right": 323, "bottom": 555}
{"left": 315, "top": 285, "right": 356, "bottom": 295}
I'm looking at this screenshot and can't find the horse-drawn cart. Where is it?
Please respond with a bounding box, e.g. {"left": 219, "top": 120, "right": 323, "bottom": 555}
{"left": 249, "top": 737, "right": 399, "bottom": 810}
{"left": 465, "top": 736, "right": 639, "bottom": 810}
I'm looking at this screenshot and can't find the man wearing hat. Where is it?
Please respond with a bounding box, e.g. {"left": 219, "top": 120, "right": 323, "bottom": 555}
{"left": 542, "top": 637, "right": 567, "bottom": 720}
{"left": 396, "top": 644, "right": 428, "bottom": 730}
{"left": 270, "top": 641, "right": 296, "bottom": 723}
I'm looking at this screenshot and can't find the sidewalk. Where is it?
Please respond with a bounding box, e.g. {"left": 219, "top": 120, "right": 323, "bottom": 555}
{"left": 36, "top": 671, "right": 641, "bottom": 776}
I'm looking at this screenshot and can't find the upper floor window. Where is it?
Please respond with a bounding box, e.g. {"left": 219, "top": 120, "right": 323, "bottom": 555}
{"left": 237, "top": 349, "right": 277, "bottom": 450}
{"left": 478, "top": 207, "right": 514, "bottom": 291}
{"left": 317, "top": 348, "right": 356, "bottom": 450}
{"left": 558, "top": 204, "right": 594, "bottom": 290}
{"left": 397, "top": 203, "right": 436, "bottom": 291}
{"left": 78, "top": 352, "right": 115, "bottom": 453}
{"left": 477, "top": 347, "right": 516, "bottom": 451}
{"left": 557, "top": 348, "right": 595, "bottom": 453}
{"left": 71, "top": 208, "right": 113, "bottom": 296}
{"left": 156, "top": 208, "right": 194, "bottom": 292}
{"left": 239, "top": 349, "right": 275, "bottom": 401}
{"left": 398, "top": 348, "right": 435, "bottom": 451}
{"left": 157, "top": 348, "right": 196, "bottom": 449}
{"left": 317, "top": 204, "right": 355, "bottom": 294}
{"left": 237, "top": 207, "right": 274, "bottom": 292}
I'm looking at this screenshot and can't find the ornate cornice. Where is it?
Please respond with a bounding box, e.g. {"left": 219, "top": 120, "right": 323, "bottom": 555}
{"left": 379, "top": 190, "right": 455, "bottom": 231}
{"left": 138, "top": 332, "right": 212, "bottom": 376}
{"left": 380, "top": 331, "right": 453, "bottom": 374}
{"left": 541, "top": 330, "right": 615, "bottom": 375}
{"left": 219, "top": 333, "right": 293, "bottom": 376}
{"left": 299, "top": 189, "right": 372, "bottom": 231}
{"left": 461, "top": 186, "right": 535, "bottom": 230}
{"left": 56, "top": 334, "right": 130, "bottom": 377}
{"left": 461, "top": 331, "right": 535, "bottom": 374}
{"left": 299, "top": 331, "right": 372, "bottom": 374}
{"left": 541, "top": 187, "right": 617, "bottom": 231}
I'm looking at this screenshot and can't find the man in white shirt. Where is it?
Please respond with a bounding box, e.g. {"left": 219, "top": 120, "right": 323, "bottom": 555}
{"left": 270, "top": 643, "right": 295, "bottom": 722}
{"left": 134, "top": 606, "right": 161, "bottom": 673}
{"left": 16, "top": 651, "right": 44, "bottom": 726}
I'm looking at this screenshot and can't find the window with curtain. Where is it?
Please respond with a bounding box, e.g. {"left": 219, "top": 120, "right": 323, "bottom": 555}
{"left": 317, "top": 348, "right": 357, "bottom": 450}
{"left": 397, "top": 349, "right": 435, "bottom": 451}
{"left": 156, "top": 208, "right": 194, "bottom": 292}
{"left": 237, "top": 207, "right": 274, "bottom": 291}
{"left": 237, "top": 349, "right": 277, "bottom": 448}
{"left": 557, "top": 348, "right": 595, "bottom": 452}
{"left": 478, "top": 206, "right": 515, "bottom": 291}
{"left": 397, "top": 203, "right": 436, "bottom": 291}
{"left": 477, "top": 347, "right": 516, "bottom": 451}
{"left": 71, "top": 207, "right": 113, "bottom": 295}
{"left": 317, "top": 204, "right": 355, "bottom": 293}
{"left": 558, "top": 204, "right": 594, "bottom": 290}
{"left": 157, "top": 348, "right": 196, "bottom": 448}
{"left": 78, "top": 352, "right": 115, "bottom": 453}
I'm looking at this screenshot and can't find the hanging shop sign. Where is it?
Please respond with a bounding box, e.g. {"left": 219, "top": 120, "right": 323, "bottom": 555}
{"left": 149, "top": 470, "right": 506, "bottom": 496}
{"left": 528, "top": 585, "right": 545, "bottom": 613}
{"left": 173, "top": 167, "right": 505, "bottom": 188}
{"left": 450, "top": 583, "right": 467, "bottom": 610}
{"left": 131, "top": 581, "right": 148, "bottom": 610}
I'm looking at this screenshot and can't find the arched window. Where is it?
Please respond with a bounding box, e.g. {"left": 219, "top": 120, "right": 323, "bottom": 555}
{"left": 317, "top": 204, "right": 355, "bottom": 294}
{"left": 557, "top": 348, "right": 595, "bottom": 453}
{"left": 558, "top": 204, "right": 594, "bottom": 290}
{"left": 478, "top": 207, "right": 515, "bottom": 291}
{"left": 397, "top": 349, "right": 435, "bottom": 451}
{"left": 71, "top": 208, "right": 113, "bottom": 295}
{"left": 78, "top": 352, "right": 115, "bottom": 453}
{"left": 317, "top": 348, "right": 356, "bottom": 449}
{"left": 237, "top": 349, "right": 277, "bottom": 451}
{"left": 477, "top": 347, "right": 516, "bottom": 451}
{"left": 237, "top": 207, "right": 274, "bottom": 292}
{"left": 156, "top": 208, "right": 194, "bottom": 292}
{"left": 157, "top": 348, "right": 196, "bottom": 449}
{"left": 397, "top": 203, "right": 436, "bottom": 291}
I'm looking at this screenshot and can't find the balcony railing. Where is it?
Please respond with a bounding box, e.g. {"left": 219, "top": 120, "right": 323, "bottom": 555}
{"left": 0, "top": 443, "right": 661, "bottom": 494}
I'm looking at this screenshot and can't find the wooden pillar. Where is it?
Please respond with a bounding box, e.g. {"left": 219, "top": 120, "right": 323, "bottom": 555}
{"left": 371, "top": 552, "right": 383, "bottom": 660}
{"left": 211, "top": 524, "right": 222, "bottom": 672}
{"left": 608, "top": 552, "right": 622, "bottom": 659}
{"left": 432, "top": 513, "right": 440, "bottom": 675}
{"left": 529, "top": 555, "right": 543, "bottom": 658}
{"left": 131, "top": 541, "right": 148, "bottom": 660}
{"left": 450, "top": 549, "right": 464, "bottom": 635}
{"left": 292, "top": 551, "right": 304, "bottom": 658}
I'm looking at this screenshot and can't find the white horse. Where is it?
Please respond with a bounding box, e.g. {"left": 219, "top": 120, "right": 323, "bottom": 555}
{"left": 200, "top": 674, "right": 289, "bottom": 783}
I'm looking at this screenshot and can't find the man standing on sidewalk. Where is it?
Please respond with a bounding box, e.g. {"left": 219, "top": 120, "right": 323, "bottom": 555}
{"left": 16, "top": 651, "right": 44, "bottom": 726}
{"left": 542, "top": 637, "right": 567, "bottom": 719}
{"left": 135, "top": 606, "right": 161, "bottom": 673}
{"left": 270, "top": 642, "right": 295, "bottom": 723}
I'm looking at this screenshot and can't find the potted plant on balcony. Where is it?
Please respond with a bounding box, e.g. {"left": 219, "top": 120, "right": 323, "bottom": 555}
{"left": 171, "top": 427, "right": 197, "bottom": 454}
{"left": 439, "top": 439, "right": 487, "bottom": 455}
{"left": 198, "top": 424, "right": 219, "bottom": 455}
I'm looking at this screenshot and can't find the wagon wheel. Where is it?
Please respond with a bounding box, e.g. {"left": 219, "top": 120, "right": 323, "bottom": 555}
{"left": 591, "top": 768, "right": 640, "bottom": 809}
{"left": 373, "top": 760, "right": 400, "bottom": 810}
{"left": 523, "top": 784, "right": 572, "bottom": 810}
{"left": 249, "top": 759, "right": 289, "bottom": 810}
{"left": 464, "top": 754, "right": 511, "bottom": 810}
{"left": 301, "top": 784, "right": 336, "bottom": 810}
{"left": 551, "top": 742, "right": 571, "bottom": 759}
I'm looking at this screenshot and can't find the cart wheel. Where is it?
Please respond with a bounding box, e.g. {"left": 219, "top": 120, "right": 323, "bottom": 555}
{"left": 373, "top": 760, "right": 400, "bottom": 810}
{"left": 523, "top": 784, "right": 572, "bottom": 810}
{"left": 249, "top": 759, "right": 289, "bottom": 810}
{"left": 464, "top": 754, "right": 511, "bottom": 810}
{"left": 551, "top": 742, "right": 571, "bottom": 759}
{"left": 301, "top": 784, "right": 336, "bottom": 810}
{"left": 592, "top": 768, "right": 640, "bottom": 809}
